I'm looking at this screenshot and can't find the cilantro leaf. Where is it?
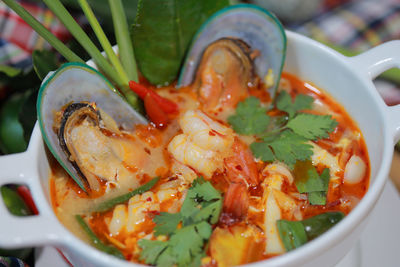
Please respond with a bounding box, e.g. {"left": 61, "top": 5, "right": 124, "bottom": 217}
{"left": 287, "top": 113, "right": 338, "bottom": 140}
{"left": 308, "top": 191, "right": 327, "bottom": 205}
{"left": 250, "top": 142, "right": 275, "bottom": 162}
{"left": 154, "top": 212, "right": 182, "bottom": 236}
{"left": 192, "top": 199, "right": 222, "bottom": 224}
{"left": 293, "top": 161, "right": 331, "bottom": 205}
{"left": 157, "top": 247, "right": 175, "bottom": 267}
{"left": 138, "top": 239, "right": 168, "bottom": 265}
{"left": 276, "top": 91, "right": 313, "bottom": 118}
{"left": 251, "top": 131, "right": 313, "bottom": 165}
{"left": 181, "top": 179, "right": 222, "bottom": 225}
{"left": 228, "top": 96, "right": 270, "bottom": 135}
{"left": 169, "top": 222, "right": 212, "bottom": 267}
{"left": 139, "top": 178, "right": 222, "bottom": 267}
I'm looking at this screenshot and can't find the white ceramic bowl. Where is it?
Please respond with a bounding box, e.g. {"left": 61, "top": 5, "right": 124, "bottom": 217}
{"left": 1, "top": 31, "right": 400, "bottom": 267}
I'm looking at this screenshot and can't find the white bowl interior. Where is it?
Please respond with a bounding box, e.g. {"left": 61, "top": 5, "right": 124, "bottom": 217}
{"left": 31, "top": 31, "right": 390, "bottom": 267}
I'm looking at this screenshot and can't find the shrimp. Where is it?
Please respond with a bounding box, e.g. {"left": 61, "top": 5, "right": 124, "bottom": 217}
{"left": 221, "top": 139, "right": 259, "bottom": 223}
{"left": 169, "top": 111, "right": 259, "bottom": 223}
{"left": 168, "top": 110, "right": 234, "bottom": 178}
{"left": 107, "top": 180, "right": 186, "bottom": 236}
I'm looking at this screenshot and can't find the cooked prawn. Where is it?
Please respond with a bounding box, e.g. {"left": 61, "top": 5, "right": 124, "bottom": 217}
{"left": 168, "top": 110, "right": 234, "bottom": 178}
{"left": 222, "top": 139, "right": 259, "bottom": 223}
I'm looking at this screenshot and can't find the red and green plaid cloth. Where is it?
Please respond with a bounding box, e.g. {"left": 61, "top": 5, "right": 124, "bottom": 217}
{"left": 0, "top": 0, "right": 83, "bottom": 68}
{"left": 1, "top": 0, "right": 399, "bottom": 68}
{"left": 288, "top": 0, "right": 400, "bottom": 52}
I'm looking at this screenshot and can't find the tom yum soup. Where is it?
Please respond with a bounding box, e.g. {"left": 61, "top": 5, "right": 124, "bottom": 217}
{"left": 49, "top": 43, "right": 369, "bottom": 267}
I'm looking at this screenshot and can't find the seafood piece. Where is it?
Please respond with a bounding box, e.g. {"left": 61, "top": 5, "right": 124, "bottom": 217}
{"left": 222, "top": 139, "right": 259, "bottom": 223}
{"left": 178, "top": 5, "right": 287, "bottom": 100}
{"left": 37, "top": 63, "right": 147, "bottom": 191}
{"left": 191, "top": 38, "right": 255, "bottom": 111}
{"left": 108, "top": 181, "right": 185, "bottom": 236}
{"left": 344, "top": 155, "right": 367, "bottom": 184}
{"left": 58, "top": 102, "right": 142, "bottom": 191}
{"left": 168, "top": 110, "right": 234, "bottom": 178}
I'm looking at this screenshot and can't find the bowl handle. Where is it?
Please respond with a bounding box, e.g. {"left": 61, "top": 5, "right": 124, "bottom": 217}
{"left": 348, "top": 40, "right": 400, "bottom": 144}
{"left": 0, "top": 127, "right": 65, "bottom": 248}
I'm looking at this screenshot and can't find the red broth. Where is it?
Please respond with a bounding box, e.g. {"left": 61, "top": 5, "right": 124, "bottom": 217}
{"left": 50, "top": 72, "right": 369, "bottom": 266}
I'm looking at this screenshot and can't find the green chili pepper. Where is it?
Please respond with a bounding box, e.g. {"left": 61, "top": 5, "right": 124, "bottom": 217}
{"left": 93, "top": 177, "right": 159, "bottom": 212}
{"left": 301, "top": 211, "right": 345, "bottom": 241}
{"left": 75, "top": 215, "right": 124, "bottom": 259}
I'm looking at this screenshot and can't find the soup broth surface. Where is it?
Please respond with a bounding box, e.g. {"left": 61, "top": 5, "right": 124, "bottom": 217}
{"left": 50, "top": 72, "right": 369, "bottom": 266}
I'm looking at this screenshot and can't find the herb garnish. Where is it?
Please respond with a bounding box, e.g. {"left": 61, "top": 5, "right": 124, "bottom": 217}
{"left": 293, "top": 160, "right": 330, "bottom": 205}
{"left": 227, "top": 96, "right": 270, "bottom": 135}
{"left": 229, "top": 91, "right": 338, "bottom": 166}
{"left": 138, "top": 177, "right": 222, "bottom": 267}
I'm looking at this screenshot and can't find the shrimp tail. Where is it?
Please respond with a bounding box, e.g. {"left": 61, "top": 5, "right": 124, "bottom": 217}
{"left": 221, "top": 181, "right": 249, "bottom": 225}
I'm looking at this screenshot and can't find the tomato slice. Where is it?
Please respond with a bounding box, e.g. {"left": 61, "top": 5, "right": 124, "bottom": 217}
{"left": 129, "top": 81, "right": 178, "bottom": 113}
{"left": 144, "top": 93, "right": 169, "bottom": 128}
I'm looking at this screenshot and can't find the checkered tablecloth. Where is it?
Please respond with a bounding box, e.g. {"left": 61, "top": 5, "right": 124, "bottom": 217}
{"left": 289, "top": 0, "right": 400, "bottom": 52}
{"left": 0, "top": 0, "right": 81, "bottom": 68}
{"left": 1, "top": 0, "right": 399, "bottom": 70}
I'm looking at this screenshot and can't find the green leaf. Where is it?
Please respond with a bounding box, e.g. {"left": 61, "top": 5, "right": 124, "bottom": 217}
{"left": 138, "top": 239, "right": 169, "bottom": 265}
{"left": 294, "top": 161, "right": 330, "bottom": 205}
{"left": 287, "top": 113, "right": 338, "bottom": 140}
{"left": 301, "top": 212, "right": 345, "bottom": 240}
{"left": 169, "top": 222, "right": 212, "bottom": 266}
{"left": 308, "top": 191, "right": 327, "bottom": 205}
{"left": 0, "top": 92, "right": 30, "bottom": 154}
{"left": 154, "top": 212, "right": 182, "bottom": 236}
{"left": 1, "top": 186, "right": 32, "bottom": 216}
{"left": 277, "top": 219, "right": 308, "bottom": 251}
{"left": 32, "top": 50, "right": 59, "bottom": 80}
{"left": 192, "top": 199, "right": 222, "bottom": 224}
{"left": 131, "top": 0, "right": 229, "bottom": 85}
{"left": 18, "top": 88, "right": 38, "bottom": 144}
{"left": 228, "top": 97, "right": 270, "bottom": 135}
{"left": 251, "top": 131, "right": 313, "bottom": 165}
{"left": 0, "top": 65, "right": 21, "bottom": 77}
{"left": 180, "top": 178, "right": 222, "bottom": 225}
{"left": 139, "top": 178, "right": 221, "bottom": 266}
{"left": 293, "top": 160, "right": 324, "bottom": 193}
{"left": 250, "top": 142, "right": 275, "bottom": 162}
{"left": 276, "top": 91, "right": 313, "bottom": 118}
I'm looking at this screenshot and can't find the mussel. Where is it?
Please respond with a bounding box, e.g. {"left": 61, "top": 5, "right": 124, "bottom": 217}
{"left": 38, "top": 5, "right": 287, "bottom": 192}
{"left": 192, "top": 38, "right": 256, "bottom": 111}
{"left": 37, "top": 63, "right": 147, "bottom": 192}
{"left": 178, "top": 4, "right": 287, "bottom": 100}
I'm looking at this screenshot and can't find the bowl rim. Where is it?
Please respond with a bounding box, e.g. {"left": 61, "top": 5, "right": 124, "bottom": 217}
{"left": 1, "top": 30, "right": 397, "bottom": 267}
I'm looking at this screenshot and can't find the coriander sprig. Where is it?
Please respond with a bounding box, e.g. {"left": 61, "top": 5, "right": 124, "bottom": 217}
{"left": 228, "top": 92, "right": 338, "bottom": 166}
{"left": 138, "top": 177, "right": 222, "bottom": 267}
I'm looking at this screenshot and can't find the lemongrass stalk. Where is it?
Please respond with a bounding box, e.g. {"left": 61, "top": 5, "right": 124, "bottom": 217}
{"left": 77, "top": 0, "right": 129, "bottom": 84}
{"left": 2, "top": 0, "right": 84, "bottom": 63}
{"left": 42, "top": 0, "right": 123, "bottom": 86}
{"left": 108, "top": 0, "right": 139, "bottom": 82}
{"left": 42, "top": 0, "right": 140, "bottom": 109}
